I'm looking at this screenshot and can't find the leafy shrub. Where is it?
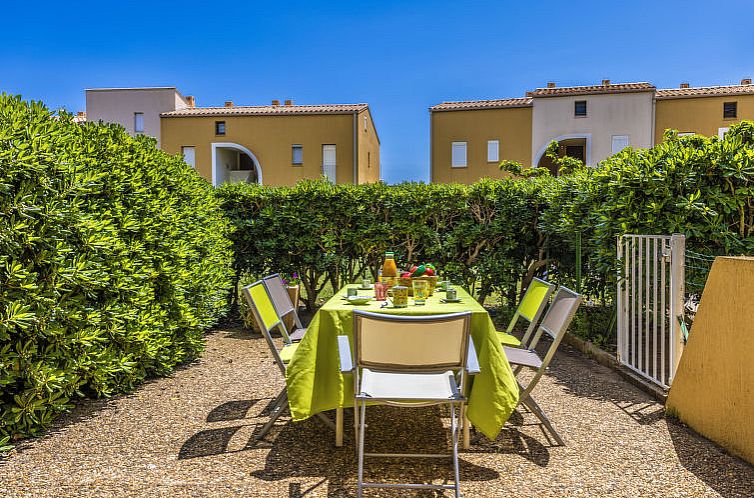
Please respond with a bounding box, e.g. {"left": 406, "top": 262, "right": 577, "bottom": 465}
{"left": 219, "top": 121, "right": 754, "bottom": 348}
{"left": 0, "top": 95, "right": 233, "bottom": 440}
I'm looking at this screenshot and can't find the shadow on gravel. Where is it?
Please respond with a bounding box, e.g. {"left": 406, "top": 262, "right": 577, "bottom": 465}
{"left": 179, "top": 425, "right": 245, "bottom": 459}
{"left": 206, "top": 399, "right": 259, "bottom": 422}
{"left": 667, "top": 419, "right": 754, "bottom": 498}
{"left": 248, "top": 405, "right": 501, "bottom": 497}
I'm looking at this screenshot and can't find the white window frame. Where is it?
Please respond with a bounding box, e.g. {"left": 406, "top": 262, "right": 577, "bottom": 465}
{"left": 678, "top": 132, "right": 695, "bottom": 137}
{"left": 292, "top": 144, "right": 303, "bottom": 165}
{"left": 451, "top": 141, "right": 467, "bottom": 168}
{"left": 487, "top": 140, "right": 499, "bottom": 163}
{"left": 181, "top": 146, "right": 195, "bottom": 167}
{"left": 718, "top": 127, "right": 730, "bottom": 139}
{"left": 134, "top": 112, "right": 144, "bottom": 134}
{"left": 611, "top": 135, "right": 630, "bottom": 154}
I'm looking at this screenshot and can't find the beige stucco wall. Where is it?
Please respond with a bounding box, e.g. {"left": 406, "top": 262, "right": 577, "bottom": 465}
{"left": 655, "top": 94, "right": 754, "bottom": 143}
{"left": 666, "top": 257, "right": 754, "bottom": 465}
{"left": 430, "top": 107, "right": 532, "bottom": 184}
{"left": 357, "top": 109, "right": 381, "bottom": 183}
{"left": 531, "top": 91, "right": 655, "bottom": 166}
{"left": 86, "top": 88, "right": 187, "bottom": 147}
{"left": 160, "top": 113, "right": 359, "bottom": 186}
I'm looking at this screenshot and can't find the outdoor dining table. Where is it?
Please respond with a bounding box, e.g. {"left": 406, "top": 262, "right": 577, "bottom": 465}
{"left": 284, "top": 285, "right": 521, "bottom": 447}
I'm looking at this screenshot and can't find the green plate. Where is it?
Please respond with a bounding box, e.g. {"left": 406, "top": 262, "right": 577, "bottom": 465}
{"left": 347, "top": 296, "right": 373, "bottom": 305}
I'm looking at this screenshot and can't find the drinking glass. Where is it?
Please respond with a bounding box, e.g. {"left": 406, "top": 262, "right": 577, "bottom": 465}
{"left": 374, "top": 282, "right": 387, "bottom": 301}
{"left": 392, "top": 285, "right": 408, "bottom": 308}
{"left": 412, "top": 279, "right": 429, "bottom": 305}
{"left": 347, "top": 287, "right": 358, "bottom": 297}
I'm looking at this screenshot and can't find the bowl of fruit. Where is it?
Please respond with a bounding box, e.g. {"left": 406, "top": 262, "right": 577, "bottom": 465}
{"left": 399, "top": 264, "right": 438, "bottom": 296}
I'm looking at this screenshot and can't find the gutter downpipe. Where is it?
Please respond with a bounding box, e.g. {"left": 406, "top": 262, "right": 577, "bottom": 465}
{"left": 353, "top": 111, "right": 358, "bottom": 184}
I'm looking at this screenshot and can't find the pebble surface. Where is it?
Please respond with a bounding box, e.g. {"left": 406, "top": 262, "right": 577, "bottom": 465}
{"left": 1, "top": 326, "right": 752, "bottom": 497}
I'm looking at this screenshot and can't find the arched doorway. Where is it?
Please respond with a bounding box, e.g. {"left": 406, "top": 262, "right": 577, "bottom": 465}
{"left": 533, "top": 134, "right": 591, "bottom": 175}
{"left": 211, "top": 142, "right": 263, "bottom": 186}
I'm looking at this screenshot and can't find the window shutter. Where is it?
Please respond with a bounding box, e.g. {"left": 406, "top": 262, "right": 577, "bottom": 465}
{"left": 451, "top": 142, "right": 467, "bottom": 167}
{"left": 487, "top": 140, "right": 499, "bottom": 162}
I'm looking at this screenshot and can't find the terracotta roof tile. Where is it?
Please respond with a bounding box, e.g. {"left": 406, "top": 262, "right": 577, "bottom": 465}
{"left": 161, "top": 103, "right": 369, "bottom": 117}
{"left": 430, "top": 97, "right": 533, "bottom": 111}
{"left": 528, "top": 82, "right": 655, "bottom": 97}
{"left": 656, "top": 84, "right": 754, "bottom": 99}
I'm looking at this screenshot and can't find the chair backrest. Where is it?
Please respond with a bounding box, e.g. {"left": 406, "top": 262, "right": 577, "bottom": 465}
{"left": 507, "top": 278, "right": 556, "bottom": 347}
{"left": 522, "top": 286, "right": 582, "bottom": 397}
{"left": 263, "top": 274, "right": 296, "bottom": 318}
{"left": 241, "top": 281, "right": 287, "bottom": 372}
{"left": 352, "top": 310, "right": 471, "bottom": 372}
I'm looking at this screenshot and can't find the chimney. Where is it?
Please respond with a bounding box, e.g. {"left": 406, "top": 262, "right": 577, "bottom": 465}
{"left": 602, "top": 79, "right": 611, "bottom": 86}
{"left": 680, "top": 82, "right": 690, "bottom": 88}
{"left": 224, "top": 101, "right": 234, "bottom": 108}
{"left": 284, "top": 99, "right": 293, "bottom": 106}
{"left": 77, "top": 111, "right": 86, "bottom": 118}
{"left": 546, "top": 82, "right": 556, "bottom": 88}
{"left": 185, "top": 95, "right": 195, "bottom": 107}
{"left": 271, "top": 99, "right": 280, "bottom": 106}
{"left": 742, "top": 78, "right": 752, "bottom": 85}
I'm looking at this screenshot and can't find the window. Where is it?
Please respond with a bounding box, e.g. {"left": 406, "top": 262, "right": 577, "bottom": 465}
{"left": 718, "top": 127, "right": 730, "bottom": 139}
{"left": 215, "top": 121, "right": 226, "bottom": 135}
{"left": 487, "top": 140, "right": 500, "bottom": 163}
{"left": 574, "top": 100, "right": 587, "bottom": 117}
{"left": 322, "top": 145, "right": 336, "bottom": 182}
{"left": 368, "top": 151, "right": 371, "bottom": 168}
{"left": 181, "top": 146, "right": 195, "bottom": 167}
{"left": 134, "top": 112, "right": 144, "bottom": 133}
{"left": 723, "top": 102, "right": 737, "bottom": 119}
{"left": 451, "top": 141, "right": 467, "bottom": 167}
{"left": 363, "top": 116, "right": 368, "bottom": 132}
{"left": 611, "top": 135, "right": 630, "bottom": 154}
{"left": 292, "top": 144, "right": 303, "bottom": 165}
{"left": 678, "top": 132, "right": 695, "bottom": 137}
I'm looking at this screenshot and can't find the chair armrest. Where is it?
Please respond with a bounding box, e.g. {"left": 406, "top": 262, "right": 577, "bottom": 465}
{"left": 337, "top": 335, "right": 354, "bottom": 372}
{"left": 466, "top": 337, "right": 480, "bottom": 375}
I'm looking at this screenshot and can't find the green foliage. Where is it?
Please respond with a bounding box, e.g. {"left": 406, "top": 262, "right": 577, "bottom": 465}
{"left": 219, "top": 121, "right": 754, "bottom": 348}
{"left": 0, "top": 95, "right": 233, "bottom": 440}
{"left": 218, "top": 178, "right": 565, "bottom": 310}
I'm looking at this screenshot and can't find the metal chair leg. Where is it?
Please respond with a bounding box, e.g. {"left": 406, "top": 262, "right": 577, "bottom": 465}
{"left": 451, "top": 403, "right": 461, "bottom": 498}
{"left": 357, "top": 401, "right": 366, "bottom": 498}
{"left": 255, "top": 391, "right": 289, "bottom": 440}
{"left": 521, "top": 393, "right": 565, "bottom": 446}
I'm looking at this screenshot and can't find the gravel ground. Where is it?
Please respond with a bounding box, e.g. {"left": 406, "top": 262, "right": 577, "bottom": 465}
{"left": 1, "top": 325, "right": 752, "bottom": 498}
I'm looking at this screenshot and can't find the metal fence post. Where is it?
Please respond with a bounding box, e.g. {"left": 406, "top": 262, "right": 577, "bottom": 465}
{"left": 616, "top": 235, "right": 623, "bottom": 363}
{"left": 669, "top": 233, "right": 686, "bottom": 383}
{"left": 575, "top": 232, "right": 582, "bottom": 293}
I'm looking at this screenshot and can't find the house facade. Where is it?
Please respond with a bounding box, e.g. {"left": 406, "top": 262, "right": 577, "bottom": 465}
{"left": 84, "top": 88, "right": 380, "bottom": 186}
{"left": 430, "top": 78, "right": 754, "bottom": 182}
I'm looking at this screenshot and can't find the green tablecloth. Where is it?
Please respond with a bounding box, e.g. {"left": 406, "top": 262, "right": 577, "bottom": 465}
{"left": 285, "top": 286, "right": 521, "bottom": 440}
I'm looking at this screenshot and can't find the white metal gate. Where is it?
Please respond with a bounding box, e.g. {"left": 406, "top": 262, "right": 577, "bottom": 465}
{"left": 617, "top": 234, "right": 685, "bottom": 388}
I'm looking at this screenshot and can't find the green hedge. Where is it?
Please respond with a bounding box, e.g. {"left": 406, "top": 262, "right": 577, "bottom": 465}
{"left": 218, "top": 121, "right": 754, "bottom": 315}
{"left": 0, "top": 95, "right": 233, "bottom": 440}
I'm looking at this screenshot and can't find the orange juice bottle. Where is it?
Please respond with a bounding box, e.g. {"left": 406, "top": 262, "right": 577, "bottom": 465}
{"left": 382, "top": 251, "right": 397, "bottom": 277}
{"left": 381, "top": 251, "right": 398, "bottom": 290}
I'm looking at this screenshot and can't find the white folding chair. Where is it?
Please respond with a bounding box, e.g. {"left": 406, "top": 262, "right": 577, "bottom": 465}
{"left": 262, "top": 273, "right": 306, "bottom": 342}
{"left": 241, "top": 281, "right": 333, "bottom": 440}
{"left": 338, "top": 310, "right": 479, "bottom": 498}
{"left": 503, "top": 286, "right": 582, "bottom": 446}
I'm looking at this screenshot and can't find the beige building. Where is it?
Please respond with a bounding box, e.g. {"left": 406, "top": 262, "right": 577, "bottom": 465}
{"left": 85, "top": 88, "right": 380, "bottom": 186}
{"left": 430, "top": 78, "right": 754, "bottom": 182}
{"left": 86, "top": 87, "right": 192, "bottom": 148}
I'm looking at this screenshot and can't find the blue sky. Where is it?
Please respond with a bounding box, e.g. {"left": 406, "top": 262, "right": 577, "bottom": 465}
{"left": 2, "top": 1, "right": 753, "bottom": 183}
